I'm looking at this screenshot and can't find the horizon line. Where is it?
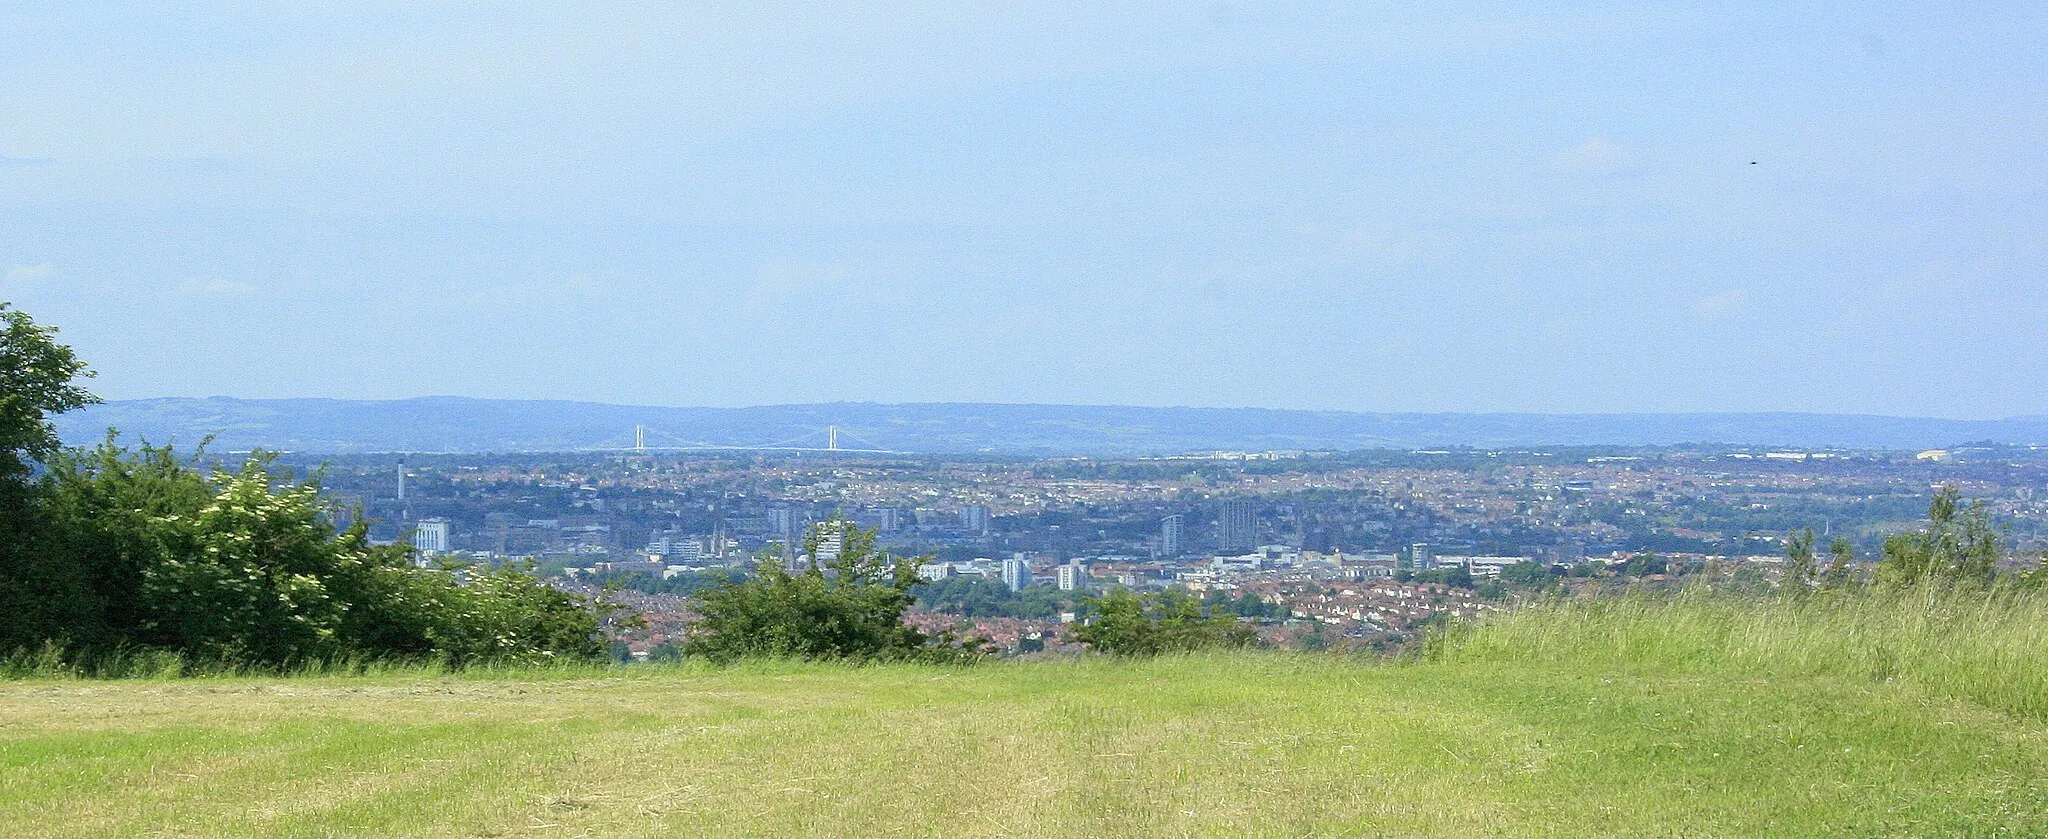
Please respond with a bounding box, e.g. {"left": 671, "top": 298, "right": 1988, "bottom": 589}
{"left": 72, "top": 395, "right": 2048, "bottom": 424}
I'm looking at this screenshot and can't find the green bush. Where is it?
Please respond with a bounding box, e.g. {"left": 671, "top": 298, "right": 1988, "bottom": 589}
{"left": 11, "top": 439, "right": 609, "bottom": 669}
{"left": 1072, "top": 588, "right": 1255, "bottom": 656}
{"left": 0, "top": 302, "right": 102, "bottom": 652}
{"left": 0, "top": 303, "right": 609, "bottom": 671}
{"left": 911, "top": 576, "right": 1076, "bottom": 618}
{"left": 1877, "top": 485, "right": 2002, "bottom": 586}
{"left": 685, "top": 519, "right": 985, "bottom": 664}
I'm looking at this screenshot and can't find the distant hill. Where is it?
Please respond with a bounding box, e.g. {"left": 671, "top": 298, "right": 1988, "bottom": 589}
{"left": 52, "top": 397, "right": 2048, "bottom": 455}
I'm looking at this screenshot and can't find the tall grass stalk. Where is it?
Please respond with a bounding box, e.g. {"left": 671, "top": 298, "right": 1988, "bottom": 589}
{"left": 1430, "top": 582, "right": 2048, "bottom": 721}
{"left": 0, "top": 644, "right": 632, "bottom": 681}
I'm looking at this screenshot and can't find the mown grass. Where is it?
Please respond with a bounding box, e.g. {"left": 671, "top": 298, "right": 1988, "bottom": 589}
{"left": 3, "top": 586, "right": 2046, "bottom": 837}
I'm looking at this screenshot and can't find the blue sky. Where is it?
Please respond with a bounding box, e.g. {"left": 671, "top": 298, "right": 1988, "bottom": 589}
{"left": 2, "top": 2, "right": 2043, "bottom": 417}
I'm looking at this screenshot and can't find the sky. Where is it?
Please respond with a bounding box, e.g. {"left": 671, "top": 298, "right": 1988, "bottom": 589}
{"left": 2, "top": 2, "right": 2044, "bottom": 418}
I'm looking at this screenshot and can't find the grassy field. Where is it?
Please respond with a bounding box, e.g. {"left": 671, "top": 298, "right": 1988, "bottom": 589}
{"left": 5, "top": 590, "right": 2047, "bottom": 837}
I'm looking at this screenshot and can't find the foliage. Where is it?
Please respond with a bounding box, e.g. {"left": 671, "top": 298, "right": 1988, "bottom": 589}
{"left": 7, "top": 439, "right": 608, "bottom": 668}
{"left": 911, "top": 576, "right": 1077, "bottom": 619}
{"left": 0, "top": 304, "right": 606, "bottom": 669}
{"left": 1877, "top": 485, "right": 2003, "bottom": 586}
{"left": 1821, "top": 536, "right": 1857, "bottom": 589}
{"left": 1496, "top": 560, "right": 1559, "bottom": 590}
{"left": 417, "top": 559, "right": 612, "bottom": 666}
{"left": 0, "top": 302, "right": 99, "bottom": 481}
{"left": 587, "top": 567, "right": 748, "bottom": 598}
{"left": 1405, "top": 564, "right": 1477, "bottom": 589}
{"left": 1071, "top": 588, "right": 1255, "bottom": 656}
{"left": 1782, "top": 527, "right": 1817, "bottom": 594}
{"left": 0, "top": 303, "right": 102, "bottom": 653}
{"left": 1202, "top": 587, "right": 1285, "bottom": 618}
{"left": 1615, "top": 552, "right": 1668, "bottom": 578}
{"left": 685, "top": 518, "right": 984, "bottom": 663}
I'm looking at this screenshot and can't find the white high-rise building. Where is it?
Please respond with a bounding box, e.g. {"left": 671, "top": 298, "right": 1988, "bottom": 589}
{"left": 1160, "top": 514, "right": 1184, "bottom": 556}
{"left": 958, "top": 505, "right": 992, "bottom": 536}
{"left": 645, "top": 530, "right": 692, "bottom": 557}
{"left": 1056, "top": 562, "right": 1086, "bottom": 592}
{"left": 782, "top": 522, "right": 844, "bottom": 573}
{"left": 1220, "top": 499, "right": 1257, "bottom": 550}
{"left": 412, "top": 518, "right": 451, "bottom": 555}
{"left": 1001, "top": 557, "right": 1032, "bottom": 592}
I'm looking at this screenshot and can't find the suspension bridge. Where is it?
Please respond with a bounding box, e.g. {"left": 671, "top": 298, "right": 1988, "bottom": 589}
{"left": 588, "top": 423, "right": 893, "bottom": 453}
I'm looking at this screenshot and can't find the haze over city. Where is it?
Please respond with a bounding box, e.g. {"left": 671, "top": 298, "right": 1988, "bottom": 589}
{"left": 4, "top": 2, "right": 2043, "bottom": 418}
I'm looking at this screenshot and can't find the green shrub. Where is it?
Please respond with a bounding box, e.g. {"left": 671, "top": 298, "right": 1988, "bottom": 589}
{"left": 685, "top": 519, "right": 985, "bottom": 664}
{"left": 1072, "top": 588, "right": 1255, "bottom": 656}
{"left": 9, "top": 439, "right": 609, "bottom": 670}
{"left": 1877, "top": 485, "right": 2003, "bottom": 586}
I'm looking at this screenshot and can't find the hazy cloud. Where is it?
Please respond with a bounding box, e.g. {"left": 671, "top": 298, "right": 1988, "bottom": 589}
{"left": 178, "top": 278, "right": 256, "bottom": 296}
{"left": 1551, "top": 138, "right": 1637, "bottom": 176}
{"left": 746, "top": 260, "right": 850, "bottom": 312}
{"left": 1336, "top": 223, "right": 1440, "bottom": 268}
{"left": 464, "top": 274, "right": 609, "bottom": 308}
{"left": 1917, "top": 257, "right": 1998, "bottom": 287}
{"left": 1693, "top": 289, "right": 1749, "bottom": 321}
{"left": 6, "top": 263, "right": 54, "bottom": 282}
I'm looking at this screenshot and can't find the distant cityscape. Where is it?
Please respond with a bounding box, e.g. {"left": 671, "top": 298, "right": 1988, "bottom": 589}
{"left": 280, "top": 441, "right": 2048, "bottom": 659}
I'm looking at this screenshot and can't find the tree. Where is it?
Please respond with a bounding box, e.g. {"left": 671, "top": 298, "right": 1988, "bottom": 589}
{"left": 2017, "top": 552, "right": 2048, "bottom": 591}
{"left": 1783, "top": 527, "right": 1817, "bottom": 594}
{"left": 1619, "top": 552, "right": 1667, "bottom": 578}
{"left": 0, "top": 303, "right": 98, "bottom": 481}
{"left": 1071, "top": 588, "right": 1254, "bottom": 656}
{"left": 1821, "top": 537, "right": 1856, "bottom": 589}
{"left": 1878, "top": 486, "right": 2002, "bottom": 586}
{"left": 1202, "top": 588, "right": 1282, "bottom": 619}
{"left": 685, "top": 518, "right": 980, "bottom": 663}
{"left": 18, "top": 438, "right": 609, "bottom": 667}
{"left": 0, "top": 304, "right": 100, "bottom": 651}
{"left": 0, "top": 304, "right": 608, "bottom": 667}
{"left": 1071, "top": 589, "right": 1157, "bottom": 656}
{"left": 1497, "top": 561, "right": 1557, "bottom": 591}
{"left": 416, "top": 558, "right": 612, "bottom": 666}
{"left": 913, "top": 576, "right": 1072, "bottom": 619}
